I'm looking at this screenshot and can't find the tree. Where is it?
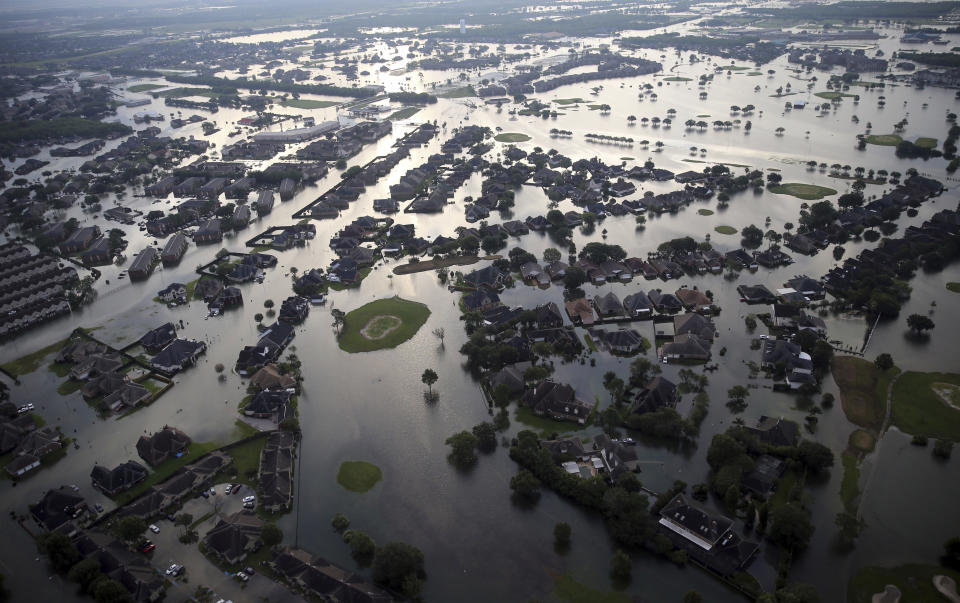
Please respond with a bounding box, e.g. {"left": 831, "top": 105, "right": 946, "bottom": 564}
{"left": 509, "top": 469, "right": 541, "bottom": 502}
{"left": 563, "top": 266, "right": 586, "bottom": 289}
{"left": 472, "top": 422, "right": 497, "bottom": 453}
{"left": 906, "top": 313, "right": 935, "bottom": 334}
{"left": 92, "top": 578, "right": 133, "bottom": 603}
{"left": 543, "top": 247, "right": 562, "bottom": 263}
{"left": 934, "top": 439, "right": 954, "bottom": 459}
{"left": 432, "top": 327, "right": 445, "bottom": 346}
{"left": 774, "top": 582, "right": 821, "bottom": 603}
{"left": 372, "top": 542, "right": 426, "bottom": 598}
{"left": 331, "top": 513, "right": 350, "bottom": 532}
{"left": 610, "top": 549, "right": 632, "bottom": 581}
{"left": 421, "top": 369, "right": 438, "bottom": 396}
{"left": 874, "top": 353, "right": 894, "bottom": 371}
{"left": 768, "top": 503, "right": 814, "bottom": 552}
{"left": 445, "top": 431, "right": 478, "bottom": 469}
{"left": 331, "top": 308, "right": 345, "bottom": 336}
{"left": 554, "top": 522, "right": 572, "bottom": 548}
{"left": 264, "top": 299, "right": 274, "bottom": 309}
{"left": 37, "top": 531, "right": 81, "bottom": 572}
{"left": 798, "top": 440, "right": 834, "bottom": 473}
{"left": 629, "top": 357, "right": 660, "bottom": 387}
{"left": 741, "top": 224, "right": 764, "bottom": 248}
{"left": 941, "top": 536, "right": 960, "bottom": 572}
{"left": 67, "top": 558, "right": 103, "bottom": 593}
{"left": 343, "top": 530, "right": 376, "bottom": 567}
{"left": 112, "top": 516, "right": 147, "bottom": 543}
{"left": 683, "top": 592, "right": 704, "bottom": 603}
{"left": 261, "top": 522, "right": 283, "bottom": 546}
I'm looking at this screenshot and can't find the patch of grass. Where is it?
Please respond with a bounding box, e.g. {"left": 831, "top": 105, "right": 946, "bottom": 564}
{"left": 551, "top": 571, "right": 630, "bottom": 603}
{"left": 832, "top": 356, "right": 888, "bottom": 432}
{"left": 220, "top": 434, "right": 269, "bottom": 489}
{"left": 769, "top": 183, "right": 837, "bottom": 200}
{"left": 280, "top": 98, "right": 339, "bottom": 109}
{"left": 698, "top": 208, "right": 715, "bottom": 216}
{"left": 891, "top": 371, "right": 960, "bottom": 440}
{"left": 864, "top": 134, "right": 903, "bottom": 146}
{"left": 768, "top": 469, "right": 799, "bottom": 512}
{"left": 583, "top": 334, "right": 598, "bottom": 353}
{"left": 814, "top": 91, "right": 855, "bottom": 100}
{"left": 56, "top": 379, "right": 83, "bottom": 396}
{"left": 1, "top": 337, "right": 69, "bottom": 377}
{"left": 724, "top": 65, "right": 751, "bottom": 71}
{"left": 946, "top": 282, "right": 960, "bottom": 293}
{"left": 438, "top": 86, "right": 476, "bottom": 98}
{"left": 914, "top": 137, "right": 937, "bottom": 149}
{"left": 494, "top": 132, "right": 532, "bottom": 143}
{"left": 338, "top": 296, "right": 430, "bottom": 353}
{"left": 848, "top": 565, "right": 960, "bottom": 603}
{"left": 552, "top": 98, "right": 586, "bottom": 105}
{"left": 362, "top": 315, "right": 401, "bottom": 338}
{"left": 714, "top": 225, "right": 737, "bottom": 235}
{"left": 663, "top": 76, "right": 692, "bottom": 82}
{"left": 114, "top": 441, "right": 222, "bottom": 505}
{"left": 128, "top": 84, "right": 165, "bottom": 93}
{"left": 839, "top": 452, "right": 861, "bottom": 513}
{"left": 336, "top": 461, "right": 383, "bottom": 492}
{"left": 387, "top": 106, "right": 421, "bottom": 121}
{"left": 49, "top": 362, "right": 72, "bottom": 378}
{"left": 157, "top": 87, "right": 220, "bottom": 98}
{"left": 514, "top": 405, "right": 583, "bottom": 436}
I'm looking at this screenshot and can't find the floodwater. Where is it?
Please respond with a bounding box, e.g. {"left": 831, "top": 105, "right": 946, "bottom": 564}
{"left": 1, "top": 23, "right": 959, "bottom": 603}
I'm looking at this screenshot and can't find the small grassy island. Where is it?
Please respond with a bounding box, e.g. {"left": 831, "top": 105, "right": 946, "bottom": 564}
{"left": 864, "top": 134, "right": 903, "bottom": 146}
{"left": 494, "top": 132, "right": 532, "bottom": 143}
{"left": 337, "top": 461, "right": 383, "bottom": 493}
{"left": 338, "top": 296, "right": 430, "bottom": 353}
{"left": 714, "top": 225, "right": 737, "bottom": 235}
{"left": 768, "top": 183, "right": 837, "bottom": 200}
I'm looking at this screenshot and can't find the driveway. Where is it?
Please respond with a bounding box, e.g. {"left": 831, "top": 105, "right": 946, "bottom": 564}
{"left": 143, "top": 484, "right": 302, "bottom": 603}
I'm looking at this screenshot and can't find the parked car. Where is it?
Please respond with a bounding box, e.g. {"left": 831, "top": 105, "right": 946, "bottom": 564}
{"left": 242, "top": 496, "right": 255, "bottom": 504}
{"left": 236, "top": 572, "right": 248, "bottom": 582}
{"left": 149, "top": 524, "right": 160, "bottom": 533}
{"left": 242, "top": 501, "right": 255, "bottom": 510}
{"left": 165, "top": 564, "right": 183, "bottom": 576}
{"left": 224, "top": 484, "right": 232, "bottom": 495}
{"left": 232, "top": 484, "right": 242, "bottom": 495}
{"left": 201, "top": 490, "right": 210, "bottom": 499}
{"left": 244, "top": 567, "right": 255, "bottom": 576}
{"left": 138, "top": 540, "right": 155, "bottom": 553}
{"left": 94, "top": 503, "right": 104, "bottom": 513}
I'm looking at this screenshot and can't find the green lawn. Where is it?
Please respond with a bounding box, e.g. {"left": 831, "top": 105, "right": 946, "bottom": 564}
{"left": 848, "top": 565, "right": 960, "bottom": 603}
{"left": 552, "top": 98, "right": 586, "bottom": 105}
{"left": 128, "top": 84, "right": 165, "bottom": 93}
{"left": 831, "top": 356, "right": 894, "bottom": 432}
{"left": 514, "top": 405, "right": 583, "bottom": 436}
{"left": 552, "top": 572, "right": 630, "bottom": 603}
{"left": 697, "top": 209, "right": 715, "bottom": 216}
{"left": 387, "top": 106, "right": 421, "bottom": 121}
{"left": 768, "top": 469, "right": 800, "bottom": 512}
{"left": 814, "top": 91, "right": 855, "bottom": 100}
{"left": 714, "top": 225, "right": 737, "bottom": 235}
{"left": 328, "top": 267, "right": 372, "bottom": 291}
{"left": 158, "top": 87, "right": 220, "bottom": 98}
{"left": 769, "top": 183, "right": 837, "bottom": 200}
{"left": 336, "top": 461, "right": 383, "bottom": 493}
{"left": 839, "top": 452, "right": 860, "bottom": 514}
{"left": 220, "top": 432, "right": 269, "bottom": 489}
{"left": 438, "top": 86, "right": 476, "bottom": 98}
{"left": 864, "top": 134, "right": 903, "bottom": 146}
{"left": 891, "top": 371, "right": 960, "bottom": 440}
{"left": 338, "top": 296, "right": 431, "bottom": 353}
{"left": 663, "top": 76, "right": 692, "bottom": 82}
{"left": 494, "top": 132, "right": 532, "bottom": 143}
{"left": 280, "top": 98, "right": 339, "bottom": 109}
{"left": 1, "top": 337, "right": 69, "bottom": 377}
{"left": 915, "top": 137, "right": 938, "bottom": 149}
{"left": 114, "top": 441, "right": 222, "bottom": 505}
{"left": 583, "top": 334, "right": 598, "bottom": 353}
{"left": 56, "top": 379, "right": 83, "bottom": 396}
{"left": 947, "top": 282, "right": 960, "bottom": 293}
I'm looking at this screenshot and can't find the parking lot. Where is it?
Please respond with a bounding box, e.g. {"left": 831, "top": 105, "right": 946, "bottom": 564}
{"left": 142, "top": 482, "right": 302, "bottom": 603}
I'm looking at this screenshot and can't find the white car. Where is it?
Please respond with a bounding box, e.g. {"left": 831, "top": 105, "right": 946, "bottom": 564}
{"left": 149, "top": 524, "right": 160, "bottom": 533}
{"left": 224, "top": 485, "right": 232, "bottom": 495}
{"left": 236, "top": 572, "right": 248, "bottom": 582}
{"left": 242, "top": 496, "right": 255, "bottom": 504}
{"left": 759, "top": 334, "right": 770, "bottom": 340}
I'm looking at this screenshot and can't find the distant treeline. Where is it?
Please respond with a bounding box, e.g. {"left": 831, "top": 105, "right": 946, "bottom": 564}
{"left": 748, "top": 1, "right": 960, "bottom": 20}
{"left": 164, "top": 74, "right": 375, "bottom": 99}
{"left": 620, "top": 34, "right": 785, "bottom": 64}
{"left": 897, "top": 51, "right": 960, "bottom": 68}
{"left": 0, "top": 118, "right": 132, "bottom": 144}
